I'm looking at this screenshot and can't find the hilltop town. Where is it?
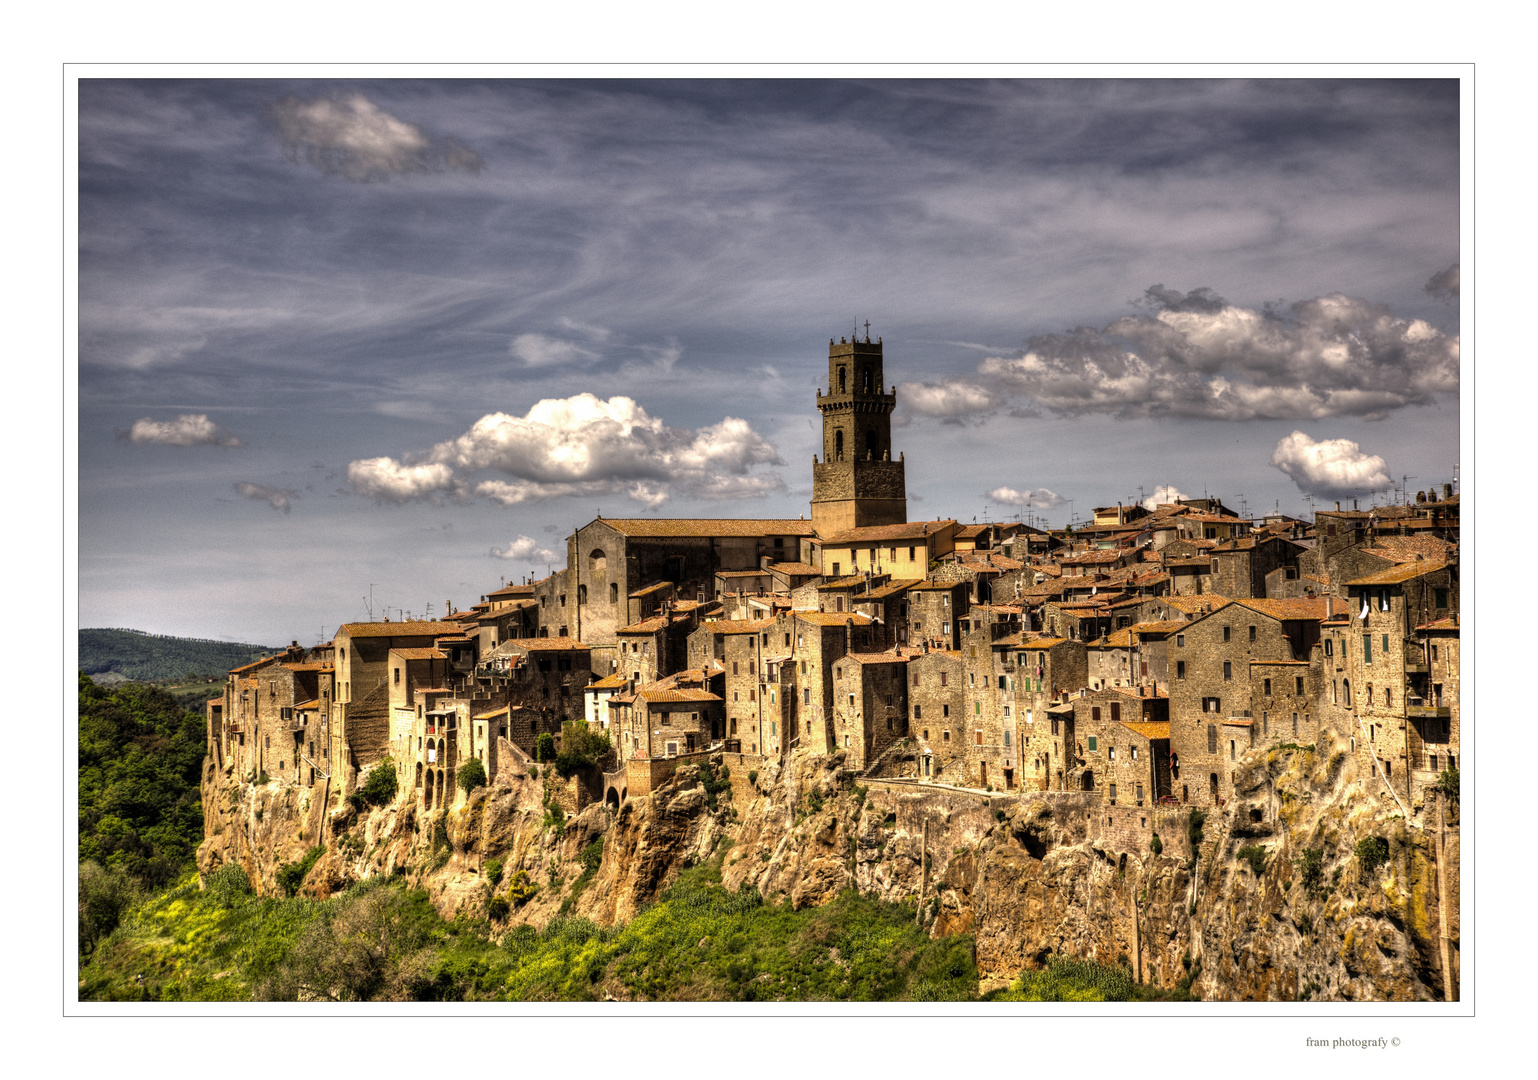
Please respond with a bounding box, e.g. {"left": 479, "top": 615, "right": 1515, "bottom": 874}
{"left": 206, "top": 333, "right": 1460, "bottom": 856}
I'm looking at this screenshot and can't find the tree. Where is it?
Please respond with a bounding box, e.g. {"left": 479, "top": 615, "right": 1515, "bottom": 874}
{"left": 357, "top": 762, "right": 398, "bottom": 806}
{"left": 458, "top": 758, "right": 487, "bottom": 794}
{"left": 533, "top": 733, "right": 556, "bottom": 763}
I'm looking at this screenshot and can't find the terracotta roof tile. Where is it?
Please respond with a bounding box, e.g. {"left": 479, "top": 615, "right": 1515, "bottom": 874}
{"left": 596, "top": 518, "right": 817, "bottom": 538}
{"left": 1120, "top": 720, "right": 1171, "bottom": 739}
{"left": 1345, "top": 561, "right": 1450, "bottom": 587}
{"left": 821, "top": 520, "right": 958, "bottom": 544}
{"left": 339, "top": 620, "right": 463, "bottom": 639}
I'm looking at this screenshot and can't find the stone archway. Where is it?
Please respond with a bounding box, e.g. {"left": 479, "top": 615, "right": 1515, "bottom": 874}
{"left": 606, "top": 786, "right": 620, "bottom": 809}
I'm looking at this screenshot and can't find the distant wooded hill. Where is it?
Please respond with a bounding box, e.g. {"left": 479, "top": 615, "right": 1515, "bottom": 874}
{"left": 79, "top": 629, "right": 280, "bottom": 684}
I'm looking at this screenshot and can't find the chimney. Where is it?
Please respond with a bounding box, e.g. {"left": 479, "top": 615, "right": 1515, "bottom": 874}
{"left": 1335, "top": 501, "right": 1341, "bottom": 511}
{"left": 1443, "top": 483, "right": 1453, "bottom": 499}
{"left": 1353, "top": 499, "right": 1358, "bottom": 510}
{"left": 1416, "top": 490, "right": 1427, "bottom": 504}
{"left": 1325, "top": 596, "right": 1334, "bottom": 618}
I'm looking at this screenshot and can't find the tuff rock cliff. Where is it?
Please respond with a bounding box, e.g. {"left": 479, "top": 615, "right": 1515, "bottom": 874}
{"left": 196, "top": 721, "right": 1457, "bottom": 1002}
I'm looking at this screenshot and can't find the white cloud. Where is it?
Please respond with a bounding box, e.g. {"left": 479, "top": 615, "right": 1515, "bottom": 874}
{"left": 987, "top": 486, "right": 1065, "bottom": 510}
{"left": 267, "top": 93, "right": 484, "bottom": 181}
{"left": 1142, "top": 484, "right": 1190, "bottom": 511}
{"left": 1269, "top": 431, "right": 1391, "bottom": 498}
{"left": 352, "top": 393, "right": 783, "bottom": 508}
{"left": 347, "top": 457, "right": 459, "bottom": 502}
{"left": 127, "top": 413, "right": 239, "bottom": 446}
{"left": 898, "top": 379, "right": 1001, "bottom": 419}
{"left": 233, "top": 482, "right": 297, "bottom": 513}
{"left": 491, "top": 535, "right": 559, "bottom": 563}
{"left": 977, "top": 285, "right": 1459, "bottom": 421}
{"left": 510, "top": 333, "right": 601, "bottom": 368}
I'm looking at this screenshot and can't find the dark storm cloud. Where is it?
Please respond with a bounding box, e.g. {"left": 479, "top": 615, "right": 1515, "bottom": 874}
{"left": 1425, "top": 263, "right": 1459, "bottom": 301}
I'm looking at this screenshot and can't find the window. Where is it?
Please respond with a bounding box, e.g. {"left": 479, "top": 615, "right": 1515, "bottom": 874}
{"left": 968, "top": 672, "right": 974, "bottom": 686}
{"left": 942, "top": 704, "right": 949, "bottom": 718}
{"left": 832, "top": 563, "right": 840, "bottom": 577}
{"left": 1110, "top": 702, "right": 1121, "bottom": 723}
{"left": 1176, "top": 660, "right": 1186, "bottom": 679}
{"left": 940, "top": 671, "right": 948, "bottom": 687}
{"left": 975, "top": 730, "right": 983, "bottom": 745}
{"left": 1109, "top": 783, "right": 1118, "bottom": 802}
{"left": 1092, "top": 706, "right": 1101, "bottom": 723}
{"left": 1382, "top": 634, "right": 1389, "bottom": 655}
{"left": 1088, "top": 735, "right": 1098, "bottom": 752}
{"left": 1249, "top": 625, "right": 1256, "bottom": 642}
{"left": 943, "top": 730, "right": 950, "bottom": 741}
{"left": 1109, "top": 746, "right": 1116, "bottom": 761}
{"left": 1295, "top": 676, "right": 1305, "bottom": 696}
{"left": 804, "top": 688, "right": 811, "bottom": 704}
{"left": 1324, "top": 639, "right": 1333, "bottom": 657}
{"left": 1207, "top": 725, "right": 1217, "bottom": 753}
{"left": 914, "top": 705, "right": 921, "bottom": 719}
{"left": 1176, "top": 634, "right": 1185, "bottom": 648}
{"left": 1435, "top": 588, "right": 1448, "bottom": 609}
{"left": 1263, "top": 678, "right": 1272, "bottom": 697}
{"left": 1223, "top": 626, "right": 1231, "bottom": 642}
{"left": 1229, "top": 740, "right": 1236, "bottom": 761}
{"left": 1223, "top": 661, "right": 1232, "bottom": 681}
{"left": 1292, "top": 712, "right": 1299, "bottom": 736}
{"left": 909, "top": 546, "right": 917, "bottom": 561}
{"left": 393, "top": 667, "right": 400, "bottom": 685}
{"left": 733, "top": 661, "right": 739, "bottom": 675}
{"left": 1004, "top": 729, "right": 1012, "bottom": 747}
{"left": 1363, "top": 634, "right": 1372, "bottom": 664}
{"left": 1131, "top": 746, "right": 1138, "bottom": 761}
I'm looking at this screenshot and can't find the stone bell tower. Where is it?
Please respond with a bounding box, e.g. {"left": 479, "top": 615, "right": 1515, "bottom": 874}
{"left": 810, "top": 332, "right": 908, "bottom": 537}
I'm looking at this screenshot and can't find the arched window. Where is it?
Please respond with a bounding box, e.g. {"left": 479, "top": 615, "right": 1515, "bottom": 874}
{"left": 862, "top": 368, "right": 871, "bottom": 393}
{"left": 866, "top": 429, "right": 878, "bottom": 459}
{"left": 578, "top": 584, "right": 588, "bottom": 605}
{"left": 837, "top": 366, "right": 846, "bottom": 393}
{"left": 834, "top": 429, "right": 844, "bottom": 461}
{"left": 1343, "top": 679, "right": 1352, "bottom": 706}
{"left": 610, "top": 582, "right": 618, "bottom": 604}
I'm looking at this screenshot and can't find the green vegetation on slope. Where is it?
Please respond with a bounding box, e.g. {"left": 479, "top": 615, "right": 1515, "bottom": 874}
{"left": 79, "top": 628, "right": 276, "bottom": 683}
{"left": 78, "top": 673, "right": 206, "bottom": 890}
{"left": 982, "top": 955, "right": 1202, "bottom": 1002}
{"left": 78, "top": 672, "right": 209, "bottom": 958}
{"left": 79, "top": 856, "right": 981, "bottom": 1002}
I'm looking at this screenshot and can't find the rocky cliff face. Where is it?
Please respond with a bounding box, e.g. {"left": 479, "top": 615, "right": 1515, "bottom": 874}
{"left": 196, "top": 722, "right": 1457, "bottom": 1002}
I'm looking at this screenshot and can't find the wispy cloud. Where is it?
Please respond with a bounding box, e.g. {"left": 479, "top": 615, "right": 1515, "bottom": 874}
{"left": 266, "top": 93, "right": 485, "bottom": 181}
{"left": 125, "top": 413, "right": 240, "bottom": 446}
{"left": 233, "top": 481, "right": 297, "bottom": 513}
{"left": 1270, "top": 431, "right": 1390, "bottom": 498}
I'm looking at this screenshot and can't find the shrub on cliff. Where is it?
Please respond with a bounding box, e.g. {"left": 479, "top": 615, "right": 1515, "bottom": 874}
{"left": 277, "top": 845, "right": 327, "bottom": 897}
{"left": 1437, "top": 767, "right": 1459, "bottom": 801}
{"left": 458, "top": 758, "right": 487, "bottom": 794}
{"left": 357, "top": 762, "right": 398, "bottom": 806}
{"left": 554, "top": 724, "right": 611, "bottom": 778}
{"left": 1355, "top": 836, "right": 1390, "bottom": 877}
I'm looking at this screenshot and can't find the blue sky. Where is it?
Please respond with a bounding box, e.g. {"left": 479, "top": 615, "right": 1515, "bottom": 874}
{"left": 76, "top": 77, "right": 1462, "bottom": 646}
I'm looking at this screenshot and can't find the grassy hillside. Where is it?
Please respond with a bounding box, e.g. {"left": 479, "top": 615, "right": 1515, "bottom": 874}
{"left": 79, "top": 853, "right": 985, "bottom": 1002}
{"left": 80, "top": 628, "right": 278, "bottom": 684}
